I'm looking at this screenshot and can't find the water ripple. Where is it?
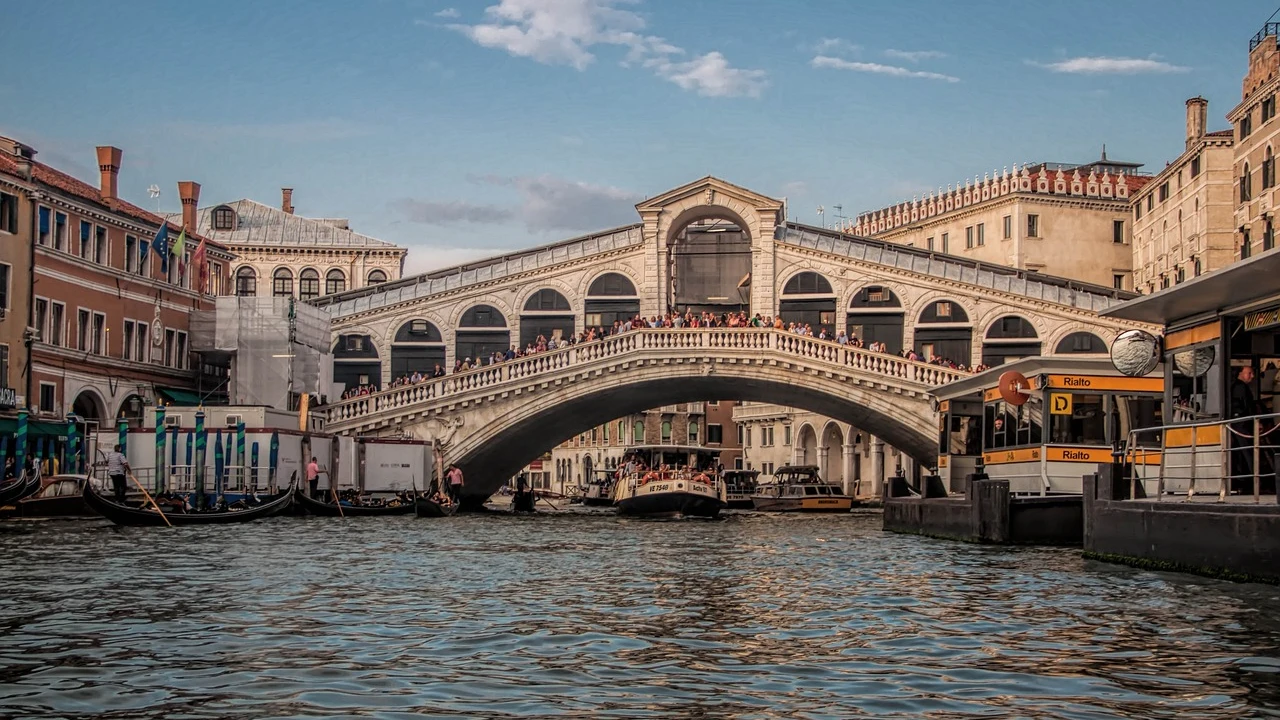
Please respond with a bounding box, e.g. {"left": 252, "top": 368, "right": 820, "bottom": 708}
{"left": 1, "top": 513, "right": 1279, "bottom": 718}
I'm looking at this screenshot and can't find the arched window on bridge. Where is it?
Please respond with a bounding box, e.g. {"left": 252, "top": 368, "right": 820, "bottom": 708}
{"left": 455, "top": 304, "right": 510, "bottom": 362}
{"left": 1054, "top": 331, "right": 1107, "bottom": 355}
{"left": 780, "top": 271, "right": 836, "bottom": 336}
{"left": 847, "top": 285, "right": 904, "bottom": 353}
{"left": 914, "top": 300, "right": 972, "bottom": 365}
{"left": 688, "top": 421, "right": 699, "bottom": 445}
{"left": 391, "top": 319, "right": 445, "bottom": 379}
{"left": 521, "top": 288, "right": 575, "bottom": 347}
{"left": 585, "top": 273, "right": 639, "bottom": 329}
{"left": 981, "top": 316, "right": 1041, "bottom": 367}
{"left": 633, "top": 420, "right": 645, "bottom": 443}
{"left": 669, "top": 217, "right": 752, "bottom": 315}
{"left": 333, "top": 334, "right": 380, "bottom": 391}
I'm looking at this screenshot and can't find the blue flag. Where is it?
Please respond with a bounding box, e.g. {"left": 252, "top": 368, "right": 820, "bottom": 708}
{"left": 151, "top": 224, "right": 170, "bottom": 273}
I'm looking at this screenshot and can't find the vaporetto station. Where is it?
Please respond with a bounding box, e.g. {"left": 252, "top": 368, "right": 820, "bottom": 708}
{"left": 312, "top": 177, "right": 1147, "bottom": 501}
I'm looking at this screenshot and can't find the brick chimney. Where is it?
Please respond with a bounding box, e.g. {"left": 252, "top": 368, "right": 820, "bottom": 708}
{"left": 1185, "top": 96, "right": 1208, "bottom": 149}
{"left": 282, "top": 188, "right": 294, "bottom": 215}
{"left": 95, "top": 146, "right": 122, "bottom": 202}
{"left": 178, "top": 181, "right": 201, "bottom": 230}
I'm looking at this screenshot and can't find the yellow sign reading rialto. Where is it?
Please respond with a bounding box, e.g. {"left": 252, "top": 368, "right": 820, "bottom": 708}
{"left": 1049, "top": 393, "right": 1073, "bottom": 415}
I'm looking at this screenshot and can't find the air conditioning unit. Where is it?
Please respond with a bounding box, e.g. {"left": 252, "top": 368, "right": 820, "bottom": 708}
{"left": 225, "top": 414, "right": 243, "bottom": 428}
{"left": 163, "top": 415, "right": 182, "bottom": 428}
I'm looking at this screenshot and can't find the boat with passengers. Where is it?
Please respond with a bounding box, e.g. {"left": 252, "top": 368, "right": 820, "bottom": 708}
{"left": 612, "top": 445, "right": 726, "bottom": 518}
{"left": 751, "top": 465, "right": 854, "bottom": 512}
{"left": 721, "top": 469, "right": 760, "bottom": 509}
{"left": 578, "top": 469, "right": 617, "bottom": 507}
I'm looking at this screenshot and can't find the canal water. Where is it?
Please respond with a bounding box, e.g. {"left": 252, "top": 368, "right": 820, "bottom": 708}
{"left": 1, "top": 511, "right": 1278, "bottom": 719}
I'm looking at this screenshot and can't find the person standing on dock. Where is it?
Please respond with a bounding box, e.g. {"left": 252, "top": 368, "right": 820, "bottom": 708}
{"left": 1230, "top": 365, "right": 1259, "bottom": 492}
{"left": 106, "top": 445, "right": 130, "bottom": 503}
{"left": 306, "top": 457, "right": 326, "bottom": 499}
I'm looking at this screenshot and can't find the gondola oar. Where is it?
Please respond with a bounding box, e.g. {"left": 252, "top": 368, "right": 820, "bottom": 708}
{"left": 127, "top": 471, "right": 172, "bottom": 527}
{"left": 331, "top": 486, "right": 345, "bottom": 518}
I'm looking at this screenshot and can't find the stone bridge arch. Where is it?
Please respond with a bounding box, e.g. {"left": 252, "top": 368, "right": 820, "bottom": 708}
{"left": 438, "top": 359, "right": 936, "bottom": 500}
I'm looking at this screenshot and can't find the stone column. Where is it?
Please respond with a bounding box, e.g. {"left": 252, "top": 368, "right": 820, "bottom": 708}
{"left": 792, "top": 442, "right": 805, "bottom": 467}
{"left": 871, "top": 436, "right": 886, "bottom": 497}
{"left": 842, "top": 441, "right": 856, "bottom": 496}
{"left": 816, "top": 444, "right": 828, "bottom": 482}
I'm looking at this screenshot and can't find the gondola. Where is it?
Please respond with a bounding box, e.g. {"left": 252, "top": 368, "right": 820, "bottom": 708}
{"left": 415, "top": 495, "right": 458, "bottom": 517}
{"left": 83, "top": 478, "right": 296, "bottom": 526}
{"left": 0, "top": 470, "right": 43, "bottom": 507}
{"left": 294, "top": 489, "right": 416, "bottom": 516}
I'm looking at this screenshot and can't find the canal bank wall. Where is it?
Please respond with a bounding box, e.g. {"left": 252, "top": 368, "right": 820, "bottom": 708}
{"left": 882, "top": 475, "right": 1082, "bottom": 545}
{"left": 1083, "top": 468, "right": 1280, "bottom": 584}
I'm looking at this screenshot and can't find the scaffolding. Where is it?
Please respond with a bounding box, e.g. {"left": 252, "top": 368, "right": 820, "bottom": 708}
{"left": 190, "top": 297, "right": 333, "bottom": 408}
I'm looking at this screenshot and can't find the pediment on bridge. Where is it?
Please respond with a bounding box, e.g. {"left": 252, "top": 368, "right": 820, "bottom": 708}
{"left": 636, "top": 176, "right": 784, "bottom": 215}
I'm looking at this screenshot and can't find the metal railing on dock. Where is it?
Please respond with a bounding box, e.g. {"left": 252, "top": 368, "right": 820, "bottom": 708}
{"left": 1125, "top": 411, "right": 1280, "bottom": 503}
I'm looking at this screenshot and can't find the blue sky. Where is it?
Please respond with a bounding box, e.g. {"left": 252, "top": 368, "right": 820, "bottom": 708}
{"left": 3, "top": 0, "right": 1273, "bottom": 273}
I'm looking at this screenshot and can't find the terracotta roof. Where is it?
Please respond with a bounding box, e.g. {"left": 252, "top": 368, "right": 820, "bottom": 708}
{"left": 1123, "top": 174, "right": 1155, "bottom": 193}
{"left": 1205, "top": 129, "right": 1235, "bottom": 138}
{"left": 0, "top": 151, "right": 229, "bottom": 253}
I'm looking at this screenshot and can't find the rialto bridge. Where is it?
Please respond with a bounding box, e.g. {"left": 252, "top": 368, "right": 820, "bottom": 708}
{"left": 313, "top": 177, "right": 1142, "bottom": 499}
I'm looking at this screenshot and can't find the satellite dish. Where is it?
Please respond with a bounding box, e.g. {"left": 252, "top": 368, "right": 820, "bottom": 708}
{"left": 147, "top": 185, "right": 161, "bottom": 199}
{"left": 997, "top": 370, "right": 1032, "bottom": 406}
{"left": 1174, "top": 346, "right": 1215, "bottom": 378}
{"left": 1110, "top": 329, "right": 1161, "bottom": 377}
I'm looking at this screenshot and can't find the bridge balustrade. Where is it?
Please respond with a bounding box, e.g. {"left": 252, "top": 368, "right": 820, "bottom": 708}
{"left": 325, "top": 328, "right": 967, "bottom": 426}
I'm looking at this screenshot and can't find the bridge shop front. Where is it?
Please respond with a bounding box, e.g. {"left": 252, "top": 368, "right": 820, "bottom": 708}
{"left": 1092, "top": 250, "right": 1280, "bottom": 583}
{"left": 884, "top": 356, "right": 1163, "bottom": 545}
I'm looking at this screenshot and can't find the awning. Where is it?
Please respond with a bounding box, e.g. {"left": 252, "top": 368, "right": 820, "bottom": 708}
{"left": 156, "top": 387, "right": 203, "bottom": 406}
{"left": 0, "top": 417, "right": 70, "bottom": 437}
{"left": 1101, "top": 251, "right": 1280, "bottom": 326}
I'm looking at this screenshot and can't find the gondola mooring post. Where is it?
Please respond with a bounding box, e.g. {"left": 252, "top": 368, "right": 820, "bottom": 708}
{"left": 194, "top": 411, "right": 206, "bottom": 509}
{"left": 154, "top": 406, "right": 166, "bottom": 493}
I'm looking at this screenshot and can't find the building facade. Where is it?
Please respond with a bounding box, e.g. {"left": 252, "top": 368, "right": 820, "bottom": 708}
{"left": 0, "top": 138, "right": 234, "bottom": 427}
{"left": 733, "top": 403, "right": 895, "bottom": 497}
{"left": 532, "top": 401, "right": 743, "bottom": 495}
{"left": 181, "top": 189, "right": 406, "bottom": 304}
{"left": 1229, "top": 23, "right": 1280, "bottom": 261}
{"left": 848, "top": 158, "right": 1150, "bottom": 289}
{"left": 1130, "top": 98, "right": 1236, "bottom": 293}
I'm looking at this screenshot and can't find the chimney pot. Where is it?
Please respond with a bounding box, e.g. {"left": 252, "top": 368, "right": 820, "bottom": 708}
{"left": 1185, "top": 96, "right": 1208, "bottom": 149}
{"left": 282, "top": 188, "right": 294, "bottom": 215}
{"left": 95, "top": 146, "right": 122, "bottom": 202}
{"left": 178, "top": 181, "right": 201, "bottom": 231}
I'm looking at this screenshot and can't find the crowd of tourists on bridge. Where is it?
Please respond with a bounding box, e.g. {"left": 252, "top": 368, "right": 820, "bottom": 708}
{"left": 342, "top": 310, "right": 986, "bottom": 399}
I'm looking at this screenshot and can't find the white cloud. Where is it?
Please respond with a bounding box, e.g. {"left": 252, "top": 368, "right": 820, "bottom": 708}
{"left": 884, "top": 49, "right": 946, "bottom": 63}
{"left": 434, "top": 7, "right": 460, "bottom": 18}
{"left": 393, "top": 174, "right": 643, "bottom": 233}
{"left": 811, "top": 55, "right": 959, "bottom": 83}
{"left": 445, "top": 0, "right": 765, "bottom": 97}
{"left": 813, "top": 37, "right": 859, "bottom": 55}
{"left": 649, "top": 51, "right": 767, "bottom": 98}
{"left": 1032, "top": 56, "right": 1190, "bottom": 74}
